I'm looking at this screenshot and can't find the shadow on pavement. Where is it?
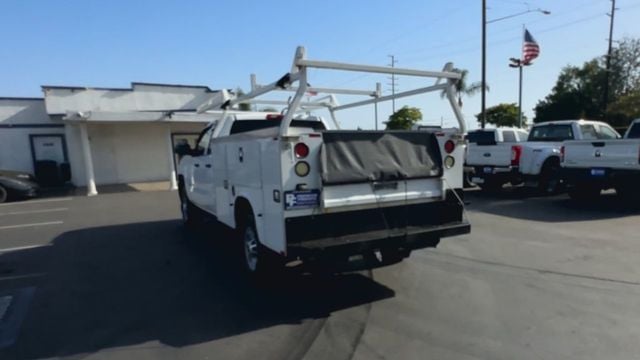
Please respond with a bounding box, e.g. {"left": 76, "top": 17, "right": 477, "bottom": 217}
{"left": 0, "top": 220, "right": 394, "bottom": 359}
{"left": 465, "top": 188, "right": 640, "bottom": 222}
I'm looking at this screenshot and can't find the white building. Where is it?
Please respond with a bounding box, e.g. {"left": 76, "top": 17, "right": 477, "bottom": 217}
{"left": 0, "top": 83, "right": 220, "bottom": 195}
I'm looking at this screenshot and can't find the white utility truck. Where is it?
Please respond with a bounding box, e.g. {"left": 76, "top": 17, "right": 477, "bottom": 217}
{"left": 561, "top": 119, "right": 639, "bottom": 200}
{"left": 518, "top": 120, "right": 619, "bottom": 193}
{"left": 465, "top": 127, "right": 529, "bottom": 190}
{"left": 176, "top": 47, "right": 470, "bottom": 276}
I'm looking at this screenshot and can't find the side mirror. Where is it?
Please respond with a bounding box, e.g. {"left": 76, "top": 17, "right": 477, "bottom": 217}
{"left": 174, "top": 141, "right": 193, "bottom": 157}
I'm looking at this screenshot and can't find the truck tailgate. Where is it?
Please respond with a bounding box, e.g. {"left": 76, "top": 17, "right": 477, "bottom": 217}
{"left": 466, "top": 143, "right": 512, "bottom": 167}
{"left": 320, "top": 130, "right": 444, "bottom": 209}
{"left": 564, "top": 140, "right": 640, "bottom": 170}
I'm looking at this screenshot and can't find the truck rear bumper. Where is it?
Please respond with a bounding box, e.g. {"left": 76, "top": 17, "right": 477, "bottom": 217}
{"left": 561, "top": 168, "right": 640, "bottom": 187}
{"left": 469, "top": 166, "right": 521, "bottom": 185}
{"left": 285, "top": 189, "right": 469, "bottom": 258}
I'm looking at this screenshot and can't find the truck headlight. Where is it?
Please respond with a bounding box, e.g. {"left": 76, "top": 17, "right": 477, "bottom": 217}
{"left": 444, "top": 156, "right": 455, "bottom": 169}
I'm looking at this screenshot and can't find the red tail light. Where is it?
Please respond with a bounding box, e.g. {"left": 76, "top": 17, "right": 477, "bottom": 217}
{"left": 444, "top": 140, "right": 456, "bottom": 154}
{"left": 294, "top": 143, "right": 309, "bottom": 158}
{"left": 266, "top": 114, "right": 283, "bottom": 120}
{"left": 561, "top": 145, "right": 565, "bottom": 162}
{"left": 511, "top": 145, "right": 522, "bottom": 166}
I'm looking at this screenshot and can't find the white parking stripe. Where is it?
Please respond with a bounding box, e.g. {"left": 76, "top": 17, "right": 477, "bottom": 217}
{"left": 0, "top": 221, "right": 63, "bottom": 230}
{"left": 0, "top": 208, "right": 68, "bottom": 216}
{"left": 0, "top": 197, "right": 73, "bottom": 207}
{"left": 0, "top": 244, "right": 52, "bottom": 253}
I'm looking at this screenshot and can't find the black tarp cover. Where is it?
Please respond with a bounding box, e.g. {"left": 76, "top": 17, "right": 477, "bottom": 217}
{"left": 320, "top": 131, "right": 443, "bottom": 185}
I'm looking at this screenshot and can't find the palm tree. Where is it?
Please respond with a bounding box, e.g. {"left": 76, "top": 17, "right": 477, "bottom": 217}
{"left": 440, "top": 68, "right": 489, "bottom": 107}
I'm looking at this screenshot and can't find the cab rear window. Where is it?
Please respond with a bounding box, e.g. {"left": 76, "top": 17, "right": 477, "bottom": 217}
{"left": 466, "top": 131, "right": 496, "bottom": 145}
{"left": 626, "top": 123, "right": 640, "bottom": 139}
{"left": 230, "top": 119, "right": 326, "bottom": 135}
{"left": 528, "top": 125, "right": 574, "bottom": 142}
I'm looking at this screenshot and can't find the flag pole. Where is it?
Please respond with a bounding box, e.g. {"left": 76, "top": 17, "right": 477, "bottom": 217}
{"left": 518, "top": 25, "right": 524, "bottom": 128}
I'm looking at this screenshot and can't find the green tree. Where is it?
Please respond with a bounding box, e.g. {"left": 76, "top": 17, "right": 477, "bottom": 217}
{"left": 534, "top": 37, "right": 640, "bottom": 126}
{"left": 534, "top": 60, "right": 607, "bottom": 123}
{"left": 476, "top": 103, "right": 526, "bottom": 127}
{"left": 607, "top": 90, "right": 640, "bottom": 127}
{"left": 235, "top": 88, "right": 252, "bottom": 111}
{"left": 440, "top": 68, "right": 488, "bottom": 107}
{"left": 385, "top": 106, "right": 422, "bottom": 130}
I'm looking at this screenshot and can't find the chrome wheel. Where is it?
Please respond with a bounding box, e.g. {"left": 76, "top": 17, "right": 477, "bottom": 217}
{"left": 243, "top": 225, "right": 259, "bottom": 272}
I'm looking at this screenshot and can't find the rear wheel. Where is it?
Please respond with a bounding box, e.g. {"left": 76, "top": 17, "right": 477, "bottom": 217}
{"left": 568, "top": 184, "right": 601, "bottom": 201}
{"left": 616, "top": 183, "right": 640, "bottom": 205}
{"left": 380, "top": 247, "right": 411, "bottom": 264}
{"left": 0, "top": 185, "right": 7, "bottom": 203}
{"left": 478, "top": 180, "right": 503, "bottom": 192}
{"left": 538, "top": 158, "right": 561, "bottom": 195}
{"left": 240, "top": 211, "right": 281, "bottom": 281}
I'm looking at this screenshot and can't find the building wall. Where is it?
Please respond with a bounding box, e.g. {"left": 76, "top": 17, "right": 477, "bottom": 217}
{"left": 66, "top": 122, "right": 205, "bottom": 186}
{"left": 0, "top": 98, "right": 65, "bottom": 174}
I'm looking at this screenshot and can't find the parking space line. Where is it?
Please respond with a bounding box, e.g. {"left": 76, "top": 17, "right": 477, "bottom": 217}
{"left": 0, "top": 208, "right": 68, "bottom": 216}
{"left": 0, "top": 244, "right": 51, "bottom": 253}
{"left": 0, "top": 221, "right": 63, "bottom": 231}
{"left": 0, "top": 197, "right": 73, "bottom": 207}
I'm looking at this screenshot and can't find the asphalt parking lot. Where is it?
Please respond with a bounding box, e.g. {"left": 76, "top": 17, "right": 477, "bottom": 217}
{"left": 0, "top": 189, "right": 639, "bottom": 359}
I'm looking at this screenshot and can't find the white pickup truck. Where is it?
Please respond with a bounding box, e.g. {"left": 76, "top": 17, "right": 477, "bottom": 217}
{"left": 465, "top": 127, "right": 529, "bottom": 190}
{"left": 518, "top": 120, "right": 620, "bottom": 193}
{"left": 176, "top": 47, "right": 470, "bottom": 277}
{"left": 561, "top": 119, "right": 639, "bottom": 200}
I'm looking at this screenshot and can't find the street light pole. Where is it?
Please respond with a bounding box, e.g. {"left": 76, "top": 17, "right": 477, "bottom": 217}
{"left": 481, "top": 0, "right": 487, "bottom": 129}
{"left": 510, "top": 58, "right": 531, "bottom": 128}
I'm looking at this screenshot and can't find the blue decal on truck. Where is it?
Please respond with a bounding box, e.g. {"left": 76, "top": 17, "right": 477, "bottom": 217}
{"left": 284, "top": 190, "right": 320, "bottom": 210}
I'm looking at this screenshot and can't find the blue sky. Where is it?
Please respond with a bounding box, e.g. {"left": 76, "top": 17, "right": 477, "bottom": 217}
{"left": 2, "top": 0, "right": 640, "bottom": 130}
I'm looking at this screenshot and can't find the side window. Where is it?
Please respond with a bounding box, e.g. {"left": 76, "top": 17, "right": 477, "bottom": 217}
{"left": 502, "top": 131, "right": 517, "bottom": 143}
{"left": 580, "top": 125, "right": 598, "bottom": 140}
{"left": 597, "top": 125, "right": 620, "bottom": 139}
{"left": 195, "top": 127, "right": 214, "bottom": 155}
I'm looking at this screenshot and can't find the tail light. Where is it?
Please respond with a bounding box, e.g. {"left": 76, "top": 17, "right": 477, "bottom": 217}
{"left": 511, "top": 145, "right": 522, "bottom": 166}
{"left": 444, "top": 140, "right": 456, "bottom": 154}
{"left": 266, "top": 114, "right": 283, "bottom": 120}
{"left": 294, "top": 143, "right": 309, "bottom": 158}
{"left": 561, "top": 145, "right": 565, "bottom": 162}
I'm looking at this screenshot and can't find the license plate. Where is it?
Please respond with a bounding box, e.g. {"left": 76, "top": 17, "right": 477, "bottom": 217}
{"left": 590, "top": 168, "right": 606, "bottom": 176}
{"left": 483, "top": 167, "right": 493, "bottom": 174}
{"left": 471, "top": 177, "right": 485, "bottom": 184}
{"left": 284, "top": 190, "right": 320, "bottom": 210}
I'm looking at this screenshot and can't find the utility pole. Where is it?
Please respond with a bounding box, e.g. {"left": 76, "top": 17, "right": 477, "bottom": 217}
{"left": 481, "top": 0, "right": 487, "bottom": 129}
{"left": 603, "top": 0, "right": 616, "bottom": 120}
{"left": 388, "top": 55, "right": 398, "bottom": 113}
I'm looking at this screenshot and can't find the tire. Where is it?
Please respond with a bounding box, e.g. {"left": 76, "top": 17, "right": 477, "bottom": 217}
{"left": 179, "top": 186, "right": 202, "bottom": 228}
{"left": 239, "top": 211, "right": 280, "bottom": 281}
{"left": 478, "top": 180, "right": 503, "bottom": 192}
{"left": 0, "top": 185, "right": 7, "bottom": 203}
{"left": 380, "top": 247, "right": 411, "bottom": 264}
{"left": 616, "top": 183, "right": 640, "bottom": 205}
{"left": 568, "top": 185, "right": 601, "bottom": 201}
{"left": 538, "top": 158, "right": 561, "bottom": 195}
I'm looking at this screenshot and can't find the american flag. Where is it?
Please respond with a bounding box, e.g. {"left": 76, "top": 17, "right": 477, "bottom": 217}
{"left": 522, "top": 29, "right": 540, "bottom": 64}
